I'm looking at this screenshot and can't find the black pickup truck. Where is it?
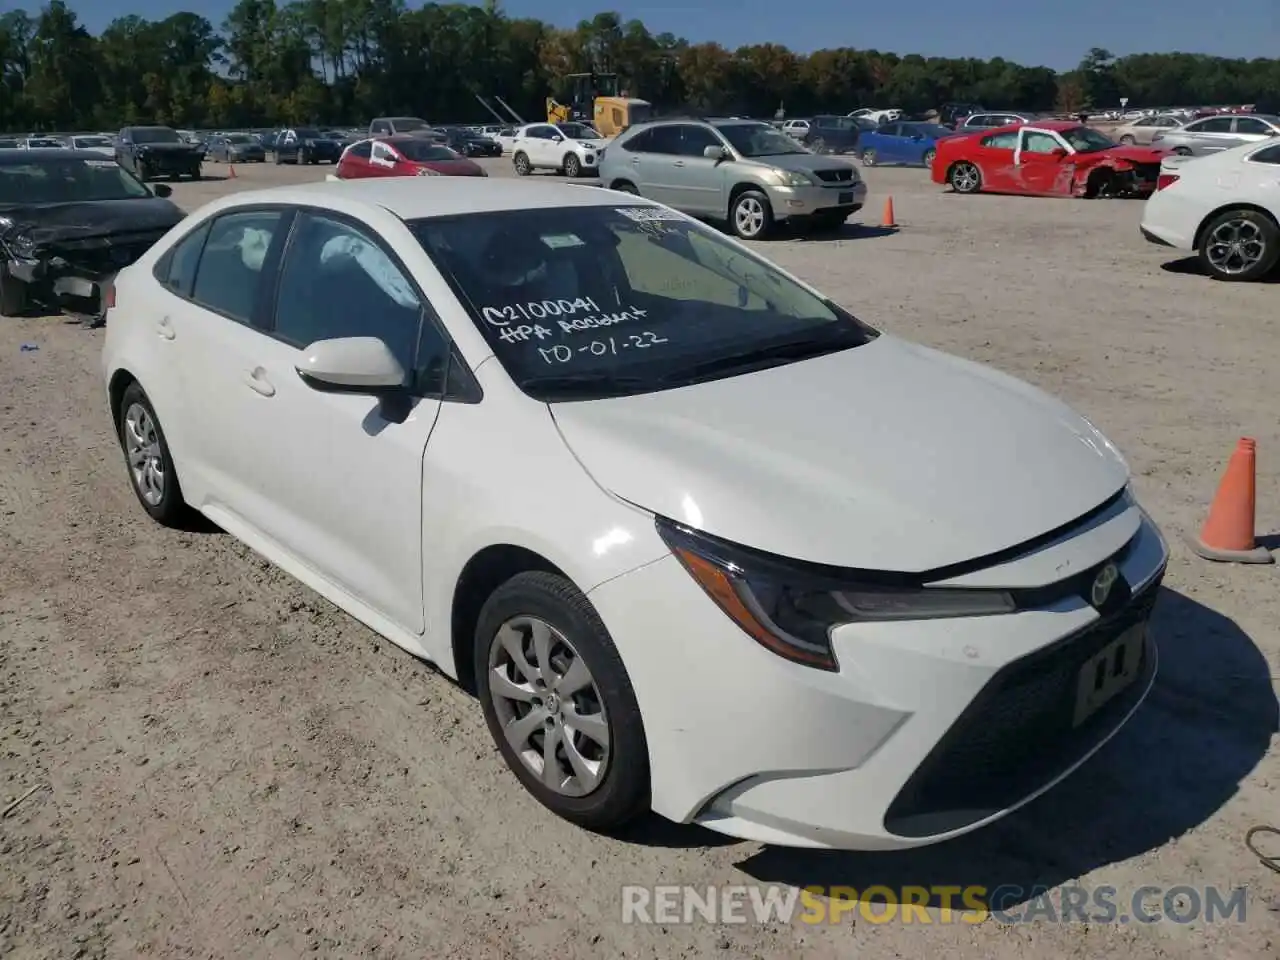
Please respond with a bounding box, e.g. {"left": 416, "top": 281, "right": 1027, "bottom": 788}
{"left": 115, "top": 125, "right": 204, "bottom": 181}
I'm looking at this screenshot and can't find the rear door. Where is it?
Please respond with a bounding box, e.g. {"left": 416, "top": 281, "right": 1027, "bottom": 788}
{"left": 664, "top": 124, "right": 729, "bottom": 215}
{"left": 973, "top": 130, "right": 1019, "bottom": 190}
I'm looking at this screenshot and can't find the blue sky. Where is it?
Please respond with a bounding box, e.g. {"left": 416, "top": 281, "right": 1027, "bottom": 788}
{"left": 72, "top": 0, "right": 1277, "bottom": 72}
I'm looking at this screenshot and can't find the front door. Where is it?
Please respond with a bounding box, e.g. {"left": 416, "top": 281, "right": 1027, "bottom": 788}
{"left": 634, "top": 125, "right": 684, "bottom": 206}
{"left": 664, "top": 124, "right": 728, "bottom": 215}
{"left": 251, "top": 210, "right": 444, "bottom": 635}
{"left": 1014, "top": 128, "right": 1074, "bottom": 195}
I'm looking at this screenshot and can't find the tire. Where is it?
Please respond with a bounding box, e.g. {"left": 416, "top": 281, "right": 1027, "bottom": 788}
{"left": 0, "top": 265, "right": 27, "bottom": 317}
{"left": 1173, "top": 146, "right": 1192, "bottom": 156}
{"left": 474, "top": 571, "right": 649, "bottom": 832}
{"left": 811, "top": 137, "right": 826, "bottom": 154}
{"left": 610, "top": 181, "right": 639, "bottom": 195}
{"left": 1118, "top": 135, "right": 1136, "bottom": 145}
{"left": 1197, "top": 208, "right": 1280, "bottom": 282}
{"left": 513, "top": 152, "right": 531, "bottom": 176}
{"left": 922, "top": 148, "right": 936, "bottom": 169}
{"left": 729, "top": 188, "right": 774, "bottom": 240}
{"left": 137, "top": 162, "right": 151, "bottom": 183}
{"left": 116, "top": 381, "right": 188, "bottom": 527}
{"left": 948, "top": 160, "right": 982, "bottom": 194}
{"left": 563, "top": 153, "right": 581, "bottom": 178}
{"left": 274, "top": 152, "right": 282, "bottom": 165}
{"left": 861, "top": 148, "right": 877, "bottom": 166}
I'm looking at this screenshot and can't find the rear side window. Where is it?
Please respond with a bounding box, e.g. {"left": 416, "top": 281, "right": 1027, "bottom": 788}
{"left": 191, "top": 210, "right": 285, "bottom": 324}
{"left": 346, "top": 141, "right": 373, "bottom": 159}
{"left": 618, "top": 129, "right": 651, "bottom": 152}
{"left": 1249, "top": 144, "right": 1280, "bottom": 164}
{"left": 157, "top": 222, "right": 211, "bottom": 296}
{"left": 981, "top": 132, "right": 1018, "bottom": 149}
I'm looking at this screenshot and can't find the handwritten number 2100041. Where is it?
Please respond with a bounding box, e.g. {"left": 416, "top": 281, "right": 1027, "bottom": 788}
{"left": 537, "top": 332, "right": 669, "bottom": 364}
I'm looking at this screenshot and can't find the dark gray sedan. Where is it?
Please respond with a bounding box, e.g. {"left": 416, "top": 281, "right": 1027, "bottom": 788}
{"left": 1151, "top": 113, "right": 1280, "bottom": 156}
{"left": 208, "top": 133, "right": 267, "bottom": 163}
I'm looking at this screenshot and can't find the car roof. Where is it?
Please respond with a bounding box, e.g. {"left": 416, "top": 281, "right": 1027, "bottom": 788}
{"left": 206, "top": 177, "right": 651, "bottom": 220}
{"left": 0, "top": 148, "right": 111, "bottom": 164}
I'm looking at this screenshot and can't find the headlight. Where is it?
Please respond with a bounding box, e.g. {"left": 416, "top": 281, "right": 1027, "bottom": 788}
{"left": 657, "top": 518, "right": 1015, "bottom": 672}
{"left": 776, "top": 170, "right": 813, "bottom": 187}
{"left": 9, "top": 231, "right": 36, "bottom": 257}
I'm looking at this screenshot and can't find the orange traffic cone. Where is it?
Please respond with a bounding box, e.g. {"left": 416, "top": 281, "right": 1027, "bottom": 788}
{"left": 880, "top": 196, "right": 896, "bottom": 228}
{"left": 1188, "top": 437, "right": 1274, "bottom": 563}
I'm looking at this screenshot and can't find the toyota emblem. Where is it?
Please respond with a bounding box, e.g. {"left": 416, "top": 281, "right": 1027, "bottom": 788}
{"left": 1091, "top": 562, "right": 1119, "bottom": 608}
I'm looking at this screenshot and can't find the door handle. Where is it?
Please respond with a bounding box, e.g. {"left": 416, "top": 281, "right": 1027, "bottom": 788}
{"left": 157, "top": 316, "right": 175, "bottom": 340}
{"left": 630, "top": 156, "right": 640, "bottom": 164}
{"left": 245, "top": 367, "right": 275, "bottom": 397}
{"left": 672, "top": 160, "right": 685, "bottom": 167}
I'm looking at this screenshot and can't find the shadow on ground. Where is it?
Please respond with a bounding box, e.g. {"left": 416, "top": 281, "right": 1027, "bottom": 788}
{"left": 725, "top": 587, "right": 1278, "bottom": 909}
{"left": 1161, "top": 256, "right": 1280, "bottom": 283}
{"left": 786, "top": 224, "right": 900, "bottom": 243}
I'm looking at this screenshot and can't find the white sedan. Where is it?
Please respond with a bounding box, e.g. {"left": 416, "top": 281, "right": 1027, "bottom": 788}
{"left": 510, "top": 121, "right": 605, "bottom": 178}
{"left": 1140, "top": 139, "right": 1280, "bottom": 281}
{"left": 102, "top": 178, "right": 1168, "bottom": 850}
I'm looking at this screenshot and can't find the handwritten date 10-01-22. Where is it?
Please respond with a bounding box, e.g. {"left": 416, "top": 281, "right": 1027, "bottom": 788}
{"left": 537, "top": 332, "right": 670, "bottom": 364}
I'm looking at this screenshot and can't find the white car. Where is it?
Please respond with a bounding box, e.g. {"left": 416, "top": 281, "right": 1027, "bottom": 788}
{"left": 102, "top": 178, "right": 1168, "bottom": 851}
{"left": 70, "top": 134, "right": 116, "bottom": 156}
{"left": 850, "top": 108, "right": 902, "bottom": 125}
{"left": 23, "top": 136, "right": 67, "bottom": 149}
{"left": 781, "top": 119, "right": 811, "bottom": 139}
{"left": 510, "top": 122, "right": 605, "bottom": 178}
{"left": 1140, "top": 139, "right": 1280, "bottom": 281}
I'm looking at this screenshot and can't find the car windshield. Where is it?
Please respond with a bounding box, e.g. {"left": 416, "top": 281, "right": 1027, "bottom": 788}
{"left": 295, "top": 128, "right": 322, "bottom": 140}
{"left": 815, "top": 117, "right": 859, "bottom": 130}
{"left": 132, "top": 128, "right": 181, "bottom": 144}
{"left": 717, "top": 123, "right": 809, "bottom": 157}
{"left": 227, "top": 134, "right": 253, "bottom": 144}
{"left": 0, "top": 140, "right": 19, "bottom": 149}
{"left": 394, "top": 140, "right": 458, "bottom": 162}
{"left": 390, "top": 118, "right": 430, "bottom": 132}
{"left": 1061, "top": 126, "right": 1116, "bottom": 153}
{"left": 0, "top": 157, "right": 151, "bottom": 203}
{"left": 411, "top": 206, "right": 878, "bottom": 402}
{"left": 73, "top": 136, "right": 112, "bottom": 147}
{"left": 27, "top": 139, "right": 65, "bottom": 148}
{"left": 906, "top": 123, "right": 952, "bottom": 138}
{"left": 559, "top": 123, "right": 600, "bottom": 140}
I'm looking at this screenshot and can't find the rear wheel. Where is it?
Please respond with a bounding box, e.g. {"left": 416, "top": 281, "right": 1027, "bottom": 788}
{"left": 1173, "top": 146, "right": 1192, "bottom": 156}
{"left": 948, "top": 161, "right": 982, "bottom": 194}
{"left": 1118, "top": 135, "right": 1136, "bottom": 145}
{"left": 811, "top": 137, "right": 827, "bottom": 154}
{"left": 117, "top": 382, "right": 188, "bottom": 527}
{"left": 610, "top": 181, "right": 639, "bottom": 195}
{"left": 922, "top": 148, "right": 936, "bottom": 169}
{"left": 136, "top": 161, "right": 151, "bottom": 182}
{"left": 861, "top": 148, "right": 877, "bottom": 166}
{"left": 1198, "top": 208, "right": 1280, "bottom": 282}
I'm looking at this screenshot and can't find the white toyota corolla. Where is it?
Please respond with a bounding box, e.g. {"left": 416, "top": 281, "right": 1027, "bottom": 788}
{"left": 102, "top": 178, "right": 1168, "bottom": 850}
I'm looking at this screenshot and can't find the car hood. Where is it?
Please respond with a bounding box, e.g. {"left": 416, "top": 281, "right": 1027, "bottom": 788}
{"left": 1099, "top": 144, "right": 1168, "bottom": 163}
{"left": 550, "top": 336, "right": 1129, "bottom": 572}
{"left": 0, "top": 198, "right": 185, "bottom": 245}
{"left": 747, "top": 153, "right": 858, "bottom": 175}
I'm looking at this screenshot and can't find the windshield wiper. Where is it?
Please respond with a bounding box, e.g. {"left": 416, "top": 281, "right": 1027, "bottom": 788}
{"left": 519, "top": 373, "right": 653, "bottom": 398}
{"left": 659, "top": 330, "right": 864, "bottom": 383}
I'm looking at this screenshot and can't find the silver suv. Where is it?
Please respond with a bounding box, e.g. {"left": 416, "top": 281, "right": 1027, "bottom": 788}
{"left": 597, "top": 117, "right": 868, "bottom": 239}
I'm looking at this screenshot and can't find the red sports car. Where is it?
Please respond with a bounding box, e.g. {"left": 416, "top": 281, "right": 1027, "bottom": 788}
{"left": 930, "top": 120, "right": 1169, "bottom": 198}
{"left": 335, "top": 136, "right": 487, "bottom": 179}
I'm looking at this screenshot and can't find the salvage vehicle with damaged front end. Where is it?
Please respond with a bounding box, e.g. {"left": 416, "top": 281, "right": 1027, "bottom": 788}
{"left": 933, "top": 121, "right": 1169, "bottom": 198}
{"left": 115, "top": 125, "right": 204, "bottom": 182}
{"left": 0, "top": 149, "right": 184, "bottom": 324}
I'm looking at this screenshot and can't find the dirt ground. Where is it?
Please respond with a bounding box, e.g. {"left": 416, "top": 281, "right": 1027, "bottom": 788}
{"left": 1, "top": 157, "right": 1277, "bottom": 960}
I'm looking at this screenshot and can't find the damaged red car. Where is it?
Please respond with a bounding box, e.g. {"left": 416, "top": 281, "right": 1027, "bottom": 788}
{"left": 335, "top": 136, "right": 487, "bottom": 180}
{"left": 931, "top": 121, "right": 1169, "bottom": 198}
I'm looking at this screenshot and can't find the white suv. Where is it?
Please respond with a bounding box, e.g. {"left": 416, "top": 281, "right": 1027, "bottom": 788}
{"left": 510, "top": 122, "right": 605, "bottom": 178}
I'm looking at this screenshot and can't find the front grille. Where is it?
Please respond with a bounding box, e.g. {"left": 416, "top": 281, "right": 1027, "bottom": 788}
{"left": 814, "top": 168, "right": 854, "bottom": 183}
{"left": 50, "top": 231, "right": 167, "bottom": 276}
{"left": 884, "top": 571, "right": 1163, "bottom": 838}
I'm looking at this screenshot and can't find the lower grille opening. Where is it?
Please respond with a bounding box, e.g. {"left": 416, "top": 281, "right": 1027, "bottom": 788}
{"left": 884, "top": 574, "right": 1163, "bottom": 838}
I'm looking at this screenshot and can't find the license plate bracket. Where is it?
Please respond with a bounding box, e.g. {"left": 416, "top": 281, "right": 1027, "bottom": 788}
{"left": 1073, "top": 622, "right": 1147, "bottom": 726}
{"left": 838, "top": 191, "right": 853, "bottom": 204}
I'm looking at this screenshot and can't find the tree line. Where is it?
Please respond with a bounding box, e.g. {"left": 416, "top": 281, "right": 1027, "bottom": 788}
{"left": 1, "top": 0, "right": 1277, "bottom": 132}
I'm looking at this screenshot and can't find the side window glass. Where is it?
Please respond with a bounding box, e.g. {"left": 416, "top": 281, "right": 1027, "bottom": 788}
{"left": 647, "top": 126, "right": 680, "bottom": 154}
{"left": 191, "top": 210, "right": 283, "bottom": 323}
{"left": 349, "top": 141, "right": 372, "bottom": 159}
{"left": 273, "top": 213, "right": 424, "bottom": 382}
{"left": 1235, "top": 118, "right": 1269, "bottom": 135}
{"left": 677, "top": 125, "right": 720, "bottom": 157}
{"left": 620, "top": 129, "right": 651, "bottom": 153}
{"left": 1022, "top": 131, "right": 1061, "bottom": 153}
{"left": 1249, "top": 144, "right": 1280, "bottom": 164}
{"left": 158, "top": 222, "right": 211, "bottom": 295}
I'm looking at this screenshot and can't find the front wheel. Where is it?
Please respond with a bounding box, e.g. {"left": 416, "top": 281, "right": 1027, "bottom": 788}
{"left": 1173, "top": 146, "right": 1192, "bottom": 156}
{"left": 0, "top": 265, "right": 27, "bottom": 317}
{"left": 1118, "top": 135, "right": 1136, "bottom": 145}
{"left": 116, "top": 382, "right": 188, "bottom": 527}
{"left": 948, "top": 161, "right": 982, "bottom": 194}
{"left": 730, "top": 189, "right": 774, "bottom": 240}
{"left": 861, "top": 148, "right": 877, "bottom": 166}
{"left": 563, "top": 153, "right": 582, "bottom": 178}
{"left": 513, "top": 151, "right": 531, "bottom": 176}
{"left": 922, "top": 148, "right": 936, "bottom": 169}
{"left": 475, "top": 571, "right": 649, "bottom": 831}
{"left": 610, "top": 181, "right": 639, "bottom": 195}
{"left": 1198, "top": 208, "right": 1280, "bottom": 282}
{"left": 810, "top": 137, "right": 826, "bottom": 154}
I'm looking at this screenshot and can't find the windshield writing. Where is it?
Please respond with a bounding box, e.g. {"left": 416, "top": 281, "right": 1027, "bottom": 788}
{"left": 410, "top": 206, "right": 876, "bottom": 401}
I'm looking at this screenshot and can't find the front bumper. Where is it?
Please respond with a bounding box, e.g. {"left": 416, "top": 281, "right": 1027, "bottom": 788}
{"left": 765, "top": 180, "right": 868, "bottom": 220}
{"left": 588, "top": 499, "right": 1168, "bottom": 850}
{"left": 135, "top": 153, "right": 201, "bottom": 176}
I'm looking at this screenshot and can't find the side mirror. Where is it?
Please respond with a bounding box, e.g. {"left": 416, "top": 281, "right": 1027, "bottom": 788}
{"left": 151, "top": 183, "right": 173, "bottom": 198}
{"left": 296, "top": 337, "right": 406, "bottom": 393}
{"left": 551, "top": 134, "right": 564, "bottom": 142}
{"left": 1049, "top": 147, "right": 1068, "bottom": 160}
{"left": 703, "top": 145, "right": 726, "bottom": 160}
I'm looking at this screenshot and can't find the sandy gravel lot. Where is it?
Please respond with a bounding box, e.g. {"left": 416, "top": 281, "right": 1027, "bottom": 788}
{"left": 1, "top": 157, "right": 1277, "bottom": 959}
